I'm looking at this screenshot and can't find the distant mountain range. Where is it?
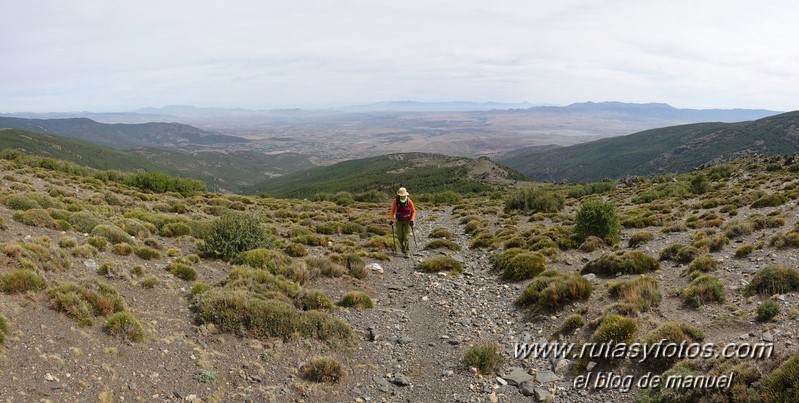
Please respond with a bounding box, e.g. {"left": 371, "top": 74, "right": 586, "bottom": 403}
{"left": 499, "top": 111, "right": 799, "bottom": 182}
{"left": 0, "top": 116, "right": 248, "bottom": 151}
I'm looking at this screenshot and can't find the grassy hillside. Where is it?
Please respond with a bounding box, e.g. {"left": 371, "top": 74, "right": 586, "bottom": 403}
{"left": 0, "top": 116, "right": 248, "bottom": 150}
{"left": 0, "top": 128, "right": 177, "bottom": 174}
{"left": 246, "top": 152, "right": 528, "bottom": 198}
{"left": 500, "top": 111, "right": 799, "bottom": 182}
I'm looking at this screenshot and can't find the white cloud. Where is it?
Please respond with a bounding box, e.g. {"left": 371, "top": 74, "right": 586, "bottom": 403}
{"left": 1, "top": 0, "right": 797, "bottom": 111}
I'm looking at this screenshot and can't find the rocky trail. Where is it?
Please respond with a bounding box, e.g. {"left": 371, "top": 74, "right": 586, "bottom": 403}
{"left": 329, "top": 208, "right": 635, "bottom": 403}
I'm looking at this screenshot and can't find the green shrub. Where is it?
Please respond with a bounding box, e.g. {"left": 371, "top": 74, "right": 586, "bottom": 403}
{"left": 85, "top": 236, "right": 107, "bottom": 251}
{"left": 134, "top": 246, "right": 161, "bottom": 260}
{"left": 13, "top": 209, "right": 55, "bottom": 228}
{"left": 581, "top": 251, "right": 659, "bottom": 276}
{"left": 607, "top": 276, "right": 661, "bottom": 312}
{"left": 238, "top": 248, "right": 291, "bottom": 273}
{"left": 48, "top": 280, "right": 126, "bottom": 326}
{"left": 769, "top": 231, "right": 799, "bottom": 249}
{"left": 141, "top": 277, "right": 157, "bottom": 288}
{"left": 745, "top": 265, "right": 799, "bottom": 295}
{"left": 462, "top": 342, "right": 504, "bottom": 375}
{"left": 504, "top": 187, "right": 564, "bottom": 213}
{"left": 300, "top": 357, "right": 345, "bottom": 383}
{"left": 751, "top": 193, "right": 787, "bottom": 208}
{"left": 0, "top": 314, "right": 7, "bottom": 344}
{"left": 168, "top": 262, "right": 197, "bottom": 281}
{"left": 628, "top": 231, "right": 653, "bottom": 248}
{"left": 91, "top": 224, "right": 134, "bottom": 245}
{"left": 682, "top": 275, "right": 725, "bottom": 307}
{"left": 58, "top": 236, "right": 77, "bottom": 248}
{"left": 574, "top": 200, "right": 620, "bottom": 243}
{"left": 306, "top": 257, "right": 347, "bottom": 278}
{"left": 337, "top": 291, "right": 374, "bottom": 309}
{"left": 68, "top": 211, "right": 101, "bottom": 233}
{"left": 469, "top": 233, "right": 495, "bottom": 249}
{"left": 297, "top": 289, "right": 334, "bottom": 311}
{"left": 429, "top": 228, "right": 455, "bottom": 239}
{"left": 4, "top": 194, "right": 41, "bottom": 210}
{"left": 191, "top": 283, "right": 211, "bottom": 297}
{"left": 592, "top": 314, "right": 636, "bottom": 344}
{"left": 688, "top": 254, "right": 718, "bottom": 273}
{"left": 516, "top": 271, "right": 592, "bottom": 309}
{"left": 500, "top": 252, "right": 546, "bottom": 281}
{"left": 123, "top": 172, "right": 206, "bottom": 196}
{"left": 642, "top": 322, "right": 704, "bottom": 370}
{"left": 555, "top": 314, "right": 586, "bottom": 335}
{"left": 659, "top": 244, "right": 701, "bottom": 263}
{"left": 202, "top": 212, "right": 275, "bottom": 260}
{"left": 104, "top": 312, "right": 145, "bottom": 342}
{"left": 757, "top": 300, "right": 780, "bottom": 322}
{"left": 0, "top": 269, "right": 47, "bottom": 293}
{"left": 761, "top": 354, "right": 799, "bottom": 401}
{"left": 734, "top": 244, "right": 754, "bottom": 258}
{"left": 579, "top": 236, "right": 606, "bottom": 252}
{"left": 131, "top": 265, "right": 145, "bottom": 277}
{"left": 109, "top": 243, "right": 132, "bottom": 256}
{"left": 418, "top": 256, "right": 463, "bottom": 274}
{"left": 568, "top": 181, "right": 614, "bottom": 199}
{"left": 161, "top": 222, "right": 192, "bottom": 237}
{"left": 690, "top": 174, "right": 710, "bottom": 194}
{"left": 285, "top": 243, "right": 308, "bottom": 257}
{"left": 195, "top": 289, "right": 353, "bottom": 342}
{"left": 424, "top": 239, "right": 461, "bottom": 251}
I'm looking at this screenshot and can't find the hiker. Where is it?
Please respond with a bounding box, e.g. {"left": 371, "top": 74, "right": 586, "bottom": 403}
{"left": 389, "top": 187, "right": 416, "bottom": 257}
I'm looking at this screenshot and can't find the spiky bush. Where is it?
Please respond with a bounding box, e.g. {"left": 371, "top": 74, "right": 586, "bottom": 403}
{"left": 297, "top": 289, "right": 334, "bottom": 311}
{"left": 202, "top": 212, "right": 275, "bottom": 260}
{"left": 0, "top": 269, "right": 47, "bottom": 294}
{"left": 67, "top": 211, "right": 101, "bottom": 233}
{"left": 134, "top": 246, "right": 161, "bottom": 260}
{"left": 688, "top": 254, "right": 718, "bottom": 273}
{"left": 300, "top": 357, "right": 345, "bottom": 383}
{"left": 13, "top": 209, "right": 55, "bottom": 228}
{"left": 91, "top": 224, "right": 134, "bottom": 245}
{"left": 104, "top": 312, "right": 145, "bottom": 342}
{"left": 757, "top": 300, "right": 780, "bottom": 322}
{"left": 504, "top": 187, "right": 564, "bottom": 213}
{"left": 682, "top": 275, "right": 725, "bottom": 307}
{"left": 574, "top": 200, "right": 620, "bottom": 243}
{"left": 581, "top": 251, "right": 659, "bottom": 277}
{"left": 500, "top": 252, "right": 546, "bottom": 281}
{"left": 425, "top": 239, "right": 461, "bottom": 251}
{"left": 592, "top": 314, "right": 636, "bottom": 344}
{"left": 642, "top": 322, "right": 704, "bottom": 370}
{"left": 761, "top": 354, "right": 799, "bottom": 401}
{"left": 607, "top": 276, "right": 661, "bottom": 312}
{"left": 429, "top": 228, "right": 455, "bottom": 239}
{"left": 734, "top": 244, "right": 754, "bottom": 258}
{"left": 745, "top": 265, "right": 799, "bottom": 296}
{"left": 160, "top": 222, "right": 192, "bottom": 237}
{"left": 418, "top": 256, "right": 463, "bottom": 274}
{"left": 556, "top": 314, "right": 586, "bottom": 336}
{"left": 515, "top": 270, "right": 592, "bottom": 309}
{"left": 167, "top": 262, "right": 197, "bottom": 281}
{"left": 462, "top": 342, "right": 504, "bottom": 375}
{"left": 0, "top": 314, "right": 8, "bottom": 344}
{"left": 337, "top": 291, "right": 374, "bottom": 309}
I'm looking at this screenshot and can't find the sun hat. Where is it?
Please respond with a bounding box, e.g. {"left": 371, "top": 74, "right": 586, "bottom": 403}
{"left": 397, "top": 187, "right": 409, "bottom": 196}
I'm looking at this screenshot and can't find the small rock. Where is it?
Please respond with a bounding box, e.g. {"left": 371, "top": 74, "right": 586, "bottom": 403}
{"left": 553, "top": 358, "right": 571, "bottom": 374}
{"left": 519, "top": 380, "right": 536, "bottom": 396}
{"left": 366, "top": 263, "right": 384, "bottom": 273}
{"left": 397, "top": 335, "right": 413, "bottom": 345}
{"left": 535, "top": 387, "right": 554, "bottom": 401}
{"left": 44, "top": 373, "right": 57, "bottom": 382}
{"left": 496, "top": 377, "right": 508, "bottom": 386}
{"left": 586, "top": 361, "right": 597, "bottom": 371}
{"left": 536, "top": 370, "right": 559, "bottom": 383}
{"left": 83, "top": 259, "right": 98, "bottom": 270}
{"left": 739, "top": 333, "right": 750, "bottom": 340}
{"left": 392, "top": 373, "right": 410, "bottom": 386}
{"left": 442, "top": 370, "right": 454, "bottom": 377}
{"left": 762, "top": 332, "right": 774, "bottom": 342}
{"left": 582, "top": 273, "right": 597, "bottom": 282}
{"left": 487, "top": 392, "right": 498, "bottom": 403}
{"left": 128, "top": 382, "right": 138, "bottom": 391}
{"left": 503, "top": 367, "right": 533, "bottom": 386}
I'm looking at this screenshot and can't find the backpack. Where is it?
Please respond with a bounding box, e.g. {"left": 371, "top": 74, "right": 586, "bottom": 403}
{"left": 396, "top": 198, "right": 413, "bottom": 221}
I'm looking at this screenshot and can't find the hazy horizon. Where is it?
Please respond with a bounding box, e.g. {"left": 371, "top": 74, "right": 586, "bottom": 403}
{"left": 2, "top": 1, "right": 798, "bottom": 113}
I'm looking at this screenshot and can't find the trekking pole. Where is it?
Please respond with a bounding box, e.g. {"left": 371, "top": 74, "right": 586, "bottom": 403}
{"left": 411, "top": 224, "right": 419, "bottom": 253}
{"left": 390, "top": 222, "right": 398, "bottom": 255}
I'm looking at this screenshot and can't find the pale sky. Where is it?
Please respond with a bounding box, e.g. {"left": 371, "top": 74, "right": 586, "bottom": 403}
{"left": 1, "top": 0, "right": 797, "bottom": 112}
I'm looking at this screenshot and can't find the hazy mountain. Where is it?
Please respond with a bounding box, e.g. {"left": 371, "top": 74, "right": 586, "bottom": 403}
{"left": 0, "top": 116, "right": 249, "bottom": 151}
{"left": 342, "top": 100, "right": 538, "bottom": 112}
{"left": 135, "top": 105, "right": 256, "bottom": 116}
{"left": 499, "top": 111, "right": 799, "bottom": 182}
{"left": 523, "top": 101, "right": 781, "bottom": 122}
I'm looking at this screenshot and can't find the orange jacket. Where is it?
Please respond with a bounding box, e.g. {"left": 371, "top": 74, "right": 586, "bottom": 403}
{"left": 390, "top": 197, "right": 416, "bottom": 222}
